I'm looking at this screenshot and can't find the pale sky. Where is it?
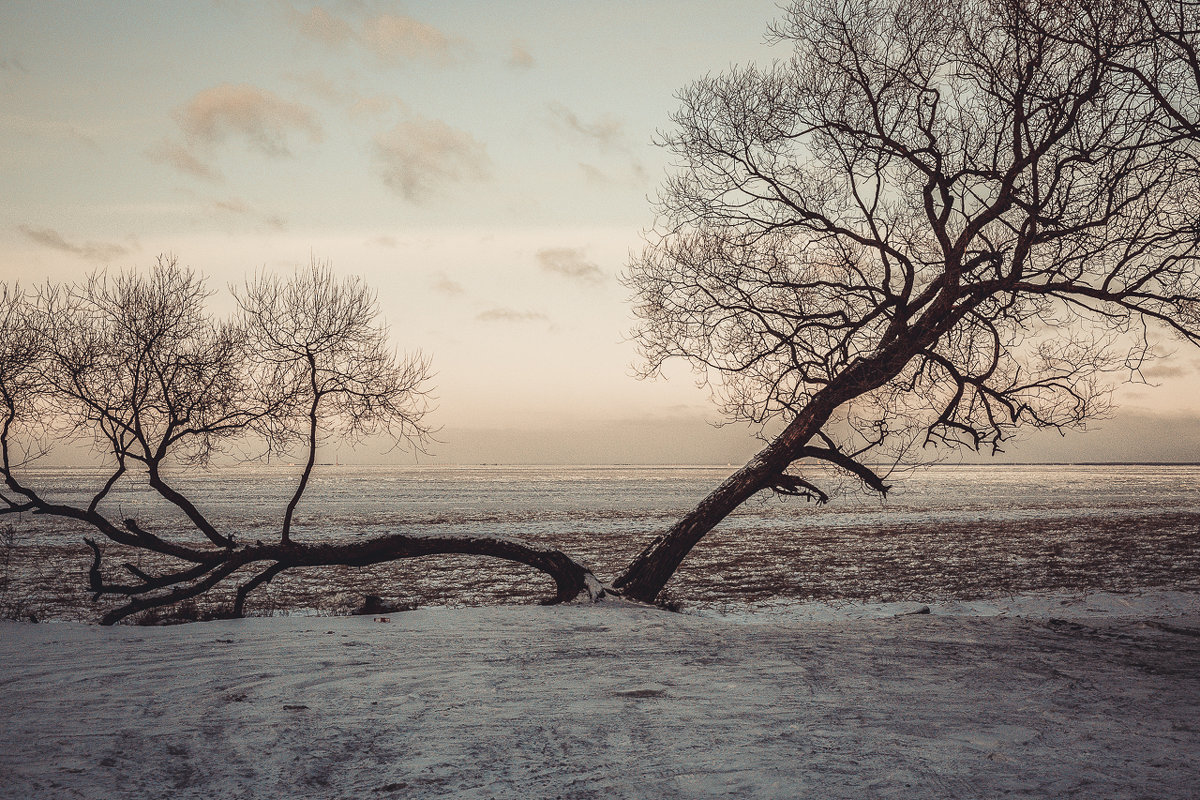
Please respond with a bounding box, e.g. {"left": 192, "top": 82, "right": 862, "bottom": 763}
{"left": 2, "top": 1, "right": 1199, "bottom": 464}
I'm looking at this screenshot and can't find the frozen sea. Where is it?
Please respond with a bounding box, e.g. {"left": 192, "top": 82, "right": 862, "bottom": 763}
{"left": 3, "top": 462, "right": 1199, "bottom": 621}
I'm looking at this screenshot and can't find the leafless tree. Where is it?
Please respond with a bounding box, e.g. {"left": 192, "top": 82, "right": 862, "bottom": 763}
{"left": 235, "top": 261, "right": 434, "bottom": 545}
{"left": 0, "top": 259, "right": 600, "bottom": 624}
{"left": 614, "top": 0, "right": 1200, "bottom": 601}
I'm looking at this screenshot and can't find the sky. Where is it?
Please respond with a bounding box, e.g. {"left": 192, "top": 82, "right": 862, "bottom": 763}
{"left": 2, "top": 1, "right": 1199, "bottom": 465}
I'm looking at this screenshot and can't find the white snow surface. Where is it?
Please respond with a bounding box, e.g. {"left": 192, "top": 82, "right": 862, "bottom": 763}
{"left": 2, "top": 594, "right": 1199, "bottom": 799}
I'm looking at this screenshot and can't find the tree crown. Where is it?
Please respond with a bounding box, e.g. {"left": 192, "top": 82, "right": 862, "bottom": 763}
{"left": 627, "top": 0, "right": 1200, "bottom": 465}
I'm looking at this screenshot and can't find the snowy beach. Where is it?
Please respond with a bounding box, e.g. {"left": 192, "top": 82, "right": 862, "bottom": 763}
{"left": 3, "top": 464, "right": 1198, "bottom": 797}
{"left": 3, "top": 595, "right": 1199, "bottom": 799}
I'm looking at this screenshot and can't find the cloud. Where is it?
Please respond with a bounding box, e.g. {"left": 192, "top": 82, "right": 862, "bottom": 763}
{"left": 18, "top": 225, "right": 130, "bottom": 263}
{"left": 214, "top": 198, "right": 250, "bottom": 215}
{"left": 349, "top": 94, "right": 402, "bottom": 118}
{"left": 1140, "top": 361, "right": 1194, "bottom": 380}
{"left": 508, "top": 41, "right": 535, "bottom": 69}
{"left": 151, "top": 84, "right": 322, "bottom": 179}
{"left": 433, "top": 275, "right": 464, "bottom": 295}
{"left": 373, "top": 116, "right": 490, "bottom": 201}
{"left": 286, "top": 71, "right": 349, "bottom": 106}
{"left": 548, "top": 102, "right": 624, "bottom": 150}
{"left": 578, "top": 163, "right": 609, "bottom": 184}
{"left": 361, "top": 13, "right": 455, "bottom": 66}
{"left": 3, "top": 115, "right": 98, "bottom": 149}
{"left": 548, "top": 103, "right": 649, "bottom": 184}
{"left": 178, "top": 84, "right": 322, "bottom": 157}
{"left": 212, "top": 198, "right": 287, "bottom": 231}
{"left": 292, "top": 5, "right": 355, "bottom": 48}
{"left": 146, "top": 139, "right": 221, "bottom": 180}
{"left": 537, "top": 247, "right": 604, "bottom": 284}
{"left": 285, "top": 71, "right": 402, "bottom": 119}
{"left": 476, "top": 308, "right": 548, "bottom": 323}
{"left": 287, "top": 6, "right": 460, "bottom": 66}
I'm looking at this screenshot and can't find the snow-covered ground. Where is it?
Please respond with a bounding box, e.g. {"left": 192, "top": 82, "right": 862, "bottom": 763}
{"left": 2, "top": 593, "right": 1199, "bottom": 799}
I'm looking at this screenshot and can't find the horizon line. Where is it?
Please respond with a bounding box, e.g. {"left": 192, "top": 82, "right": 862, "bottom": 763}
{"left": 25, "top": 460, "right": 1200, "bottom": 469}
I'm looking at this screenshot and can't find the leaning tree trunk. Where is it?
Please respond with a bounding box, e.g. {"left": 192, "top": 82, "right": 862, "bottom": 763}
{"left": 612, "top": 395, "right": 838, "bottom": 603}
{"left": 611, "top": 343, "right": 924, "bottom": 603}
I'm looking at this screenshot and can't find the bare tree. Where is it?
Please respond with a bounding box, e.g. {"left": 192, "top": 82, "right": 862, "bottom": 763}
{"left": 614, "top": 0, "right": 1200, "bottom": 601}
{"left": 235, "top": 261, "right": 434, "bottom": 545}
{"left": 0, "top": 259, "right": 600, "bottom": 624}
{"left": 0, "top": 284, "right": 45, "bottom": 509}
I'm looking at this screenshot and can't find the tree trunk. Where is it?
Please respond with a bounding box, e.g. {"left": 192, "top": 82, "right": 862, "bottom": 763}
{"left": 96, "top": 531, "right": 604, "bottom": 625}
{"left": 286, "top": 533, "right": 604, "bottom": 605}
{"left": 612, "top": 398, "right": 835, "bottom": 603}
{"left": 612, "top": 325, "right": 937, "bottom": 603}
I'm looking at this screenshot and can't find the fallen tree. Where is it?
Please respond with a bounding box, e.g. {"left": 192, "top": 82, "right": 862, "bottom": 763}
{"left": 0, "top": 261, "right": 601, "bottom": 624}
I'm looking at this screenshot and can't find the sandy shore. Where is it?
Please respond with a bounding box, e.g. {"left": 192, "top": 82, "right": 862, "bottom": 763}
{"left": 2, "top": 598, "right": 1199, "bottom": 799}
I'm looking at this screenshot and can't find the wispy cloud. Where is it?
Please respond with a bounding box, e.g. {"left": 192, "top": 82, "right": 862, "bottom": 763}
{"left": 284, "top": 71, "right": 403, "bottom": 122}
{"left": 537, "top": 247, "right": 604, "bottom": 284}
{"left": 577, "top": 163, "right": 609, "bottom": 184}
{"left": 476, "top": 308, "right": 547, "bottom": 323}
{"left": 212, "top": 197, "right": 287, "bottom": 231}
{"left": 214, "top": 198, "right": 250, "bottom": 215}
{"left": 508, "top": 41, "right": 535, "bottom": 69}
{"left": 2, "top": 115, "right": 98, "bottom": 149}
{"left": 1140, "top": 362, "right": 1193, "bottom": 380}
{"left": 285, "top": 71, "right": 349, "bottom": 106}
{"left": 285, "top": 71, "right": 403, "bottom": 119}
{"left": 288, "top": 5, "right": 460, "bottom": 66}
{"left": 361, "top": 13, "right": 455, "bottom": 66}
{"left": 292, "top": 5, "right": 355, "bottom": 48}
{"left": 548, "top": 103, "right": 648, "bottom": 184}
{"left": 548, "top": 102, "right": 624, "bottom": 150}
{"left": 350, "top": 94, "right": 403, "bottom": 117}
{"left": 373, "top": 115, "right": 490, "bottom": 202}
{"left": 146, "top": 139, "right": 221, "bottom": 180}
{"left": 18, "top": 225, "right": 130, "bottom": 263}
{"left": 433, "top": 274, "right": 465, "bottom": 295}
{"left": 178, "top": 84, "right": 322, "bottom": 157}
{"left": 150, "top": 84, "right": 322, "bottom": 179}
